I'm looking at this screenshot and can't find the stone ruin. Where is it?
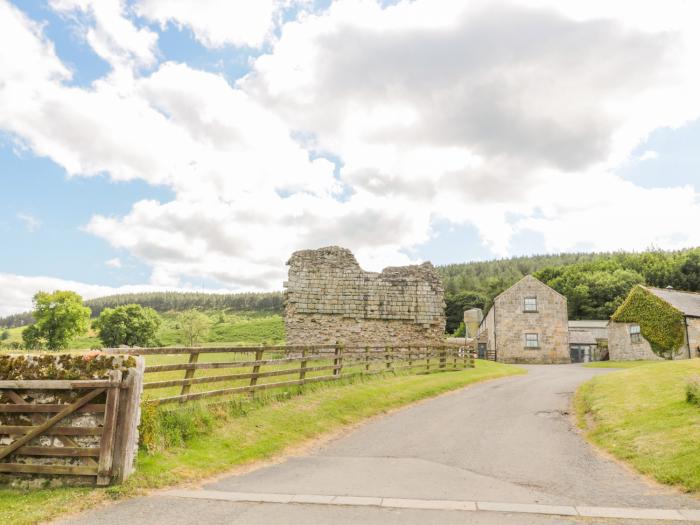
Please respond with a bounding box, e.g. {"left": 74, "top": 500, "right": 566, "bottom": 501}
{"left": 284, "top": 246, "right": 446, "bottom": 346}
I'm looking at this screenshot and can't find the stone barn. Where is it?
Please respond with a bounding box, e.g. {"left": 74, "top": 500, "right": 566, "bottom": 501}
{"left": 608, "top": 286, "right": 700, "bottom": 361}
{"left": 477, "top": 275, "right": 570, "bottom": 364}
{"left": 283, "top": 246, "right": 446, "bottom": 346}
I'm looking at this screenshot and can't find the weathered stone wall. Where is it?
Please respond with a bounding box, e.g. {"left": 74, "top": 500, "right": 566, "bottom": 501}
{"left": 608, "top": 322, "right": 663, "bottom": 361}
{"left": 686, "top": 318, "right": 700, "bottom": 358}
{"left": 608, "top": 321, "right": 693, "bottom": 361}
{"left": 284, "top": 246, "right": 445, "bottom": 346}
{"left": 492, "top": 275, "right": 570, "bottom": 364}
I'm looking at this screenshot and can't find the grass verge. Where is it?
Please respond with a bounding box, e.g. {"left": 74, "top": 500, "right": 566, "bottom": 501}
{"left": 583, "top": 360, "right": 657, "bottom": 369}
{"left": 1, "top": 360, "right": 523, "bottom": 525}
{"left": 575, "top": 359, "right": 700, "bottom": 493}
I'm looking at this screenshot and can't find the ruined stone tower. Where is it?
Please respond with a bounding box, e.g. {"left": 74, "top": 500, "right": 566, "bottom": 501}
{"left": 283, "top": 246, "right": 446, "bottom": 346}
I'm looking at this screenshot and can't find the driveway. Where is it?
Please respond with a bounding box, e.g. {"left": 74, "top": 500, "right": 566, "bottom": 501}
{"left": 57, "top": 365, "right": 700, "bottom": 524}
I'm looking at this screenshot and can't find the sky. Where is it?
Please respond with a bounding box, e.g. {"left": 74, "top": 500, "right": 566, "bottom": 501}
{"left": 1, "top": 0, "right": 700, "bottom": 316}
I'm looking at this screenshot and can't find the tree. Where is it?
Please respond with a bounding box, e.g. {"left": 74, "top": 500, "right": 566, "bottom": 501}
{"left": 22, "top": 291, "right": 91, "bottom": 350}
{"left": 0, "top": 330, "right": 9, "bottom": 341}
{"left": 444, "top": 291, "right": 488, "bottom": 334}
{"left": 177, "top": 310, "right": 211, "bottom": 347}
{"left": 93, "top": 304, "right": 161, "bottom": 347}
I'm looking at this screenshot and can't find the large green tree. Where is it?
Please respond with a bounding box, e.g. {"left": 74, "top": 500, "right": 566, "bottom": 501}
{"left": 22, "top": 291, "right": 91, "bottom": 350}
{"left": 177, "top": 310, "right": 211, "bottom": 347}
{"left": 93, "top": 304, "right": 161, "bottom": 347}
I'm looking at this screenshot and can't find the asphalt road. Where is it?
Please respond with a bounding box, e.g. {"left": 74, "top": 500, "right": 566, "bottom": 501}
{"left": 57, "top": 365, "right": 700, "bottom": 524}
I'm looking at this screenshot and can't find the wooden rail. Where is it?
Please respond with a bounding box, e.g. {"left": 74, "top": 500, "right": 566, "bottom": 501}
{"left": 106, "top": 343, "right": 475, "bottom": 405}
{"left": 0, "top": 372, "right": 121, "bottom": 485}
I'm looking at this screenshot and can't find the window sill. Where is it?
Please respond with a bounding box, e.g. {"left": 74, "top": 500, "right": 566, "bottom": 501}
{"left": 523, "top": 310, "right": 539, "bottom": 313}
{"left": 524, "top": 347, "right": 541, "bottom": 350}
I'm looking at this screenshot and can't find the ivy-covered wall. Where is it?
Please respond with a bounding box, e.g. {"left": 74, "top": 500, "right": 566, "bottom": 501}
{"left": 611, "top": 286, "right": 686, "bottom": 358}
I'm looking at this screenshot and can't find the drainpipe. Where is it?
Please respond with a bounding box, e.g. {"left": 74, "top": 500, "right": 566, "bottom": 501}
{"left": 493, "top": 302, "right": 498, "bottom": 362}
{"left": 684, "top": 316, "right": 692, "bottom": 359}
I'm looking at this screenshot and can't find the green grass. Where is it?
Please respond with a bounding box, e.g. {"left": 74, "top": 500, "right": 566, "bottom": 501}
{"left": 575, "top": 359, "right": 700, "bottom": 493}
{"left": 583, "top": 360, "right": 657, "bottom": 369}
{"left": 0, "top": 360, "right": 523, "bottom": 525}
{"left": 0, "top": 311, "right": 284, "bottom": 351}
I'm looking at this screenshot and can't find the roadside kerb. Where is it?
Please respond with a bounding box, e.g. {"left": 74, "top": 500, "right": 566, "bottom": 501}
{"left": 160, "top": 489, "right": 695, "bottom": 521}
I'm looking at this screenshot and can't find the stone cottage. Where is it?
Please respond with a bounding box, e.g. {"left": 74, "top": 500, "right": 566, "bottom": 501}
{"left": 284, "top": 246, "right": 446, "bottom": 346}
{"left": 608, "top": 286, "right": 700, "bottom": 361}
{"left": 477, "top": 275, "right": 570, "bottom": 363}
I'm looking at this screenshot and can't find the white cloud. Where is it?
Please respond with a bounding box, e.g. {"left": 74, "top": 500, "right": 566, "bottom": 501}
{"left": 135, "top": 0, "right": 295, "bottom": 49}
{"left": 639, "top": 150, "right": 659, "bottom": 161}
{"left": 50, "top": 0, "right": 158, "bottom": 70}
{"left": 0, "top": 273, "right": 235, "bottom": 316}
{"left": 104, "top": 257, "right": 122, "bottom": 268}
{"left": 16, "top": 212, "right": 42, "bottom": 233}
{"left": 1, "top": 0, "right": 700, "bottom": 304}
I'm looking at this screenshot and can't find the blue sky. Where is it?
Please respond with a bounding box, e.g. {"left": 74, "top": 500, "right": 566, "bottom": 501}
{"left": 1, "top": 0, "right": 699, "bottom": 314}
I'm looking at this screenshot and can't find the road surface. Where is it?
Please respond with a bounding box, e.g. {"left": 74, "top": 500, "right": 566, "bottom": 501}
{"left": 56, "top": 365, "right": 700, "bottom": 524}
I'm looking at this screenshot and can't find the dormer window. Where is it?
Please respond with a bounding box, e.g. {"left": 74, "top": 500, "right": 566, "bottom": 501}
{"left": 630, "top": 324, "right": 641, "bottom": 343}
{"left": 523, "top": 297, "right": 538, "bottom": 312}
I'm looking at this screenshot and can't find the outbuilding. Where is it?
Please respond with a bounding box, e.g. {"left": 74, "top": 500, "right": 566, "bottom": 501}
{"left": 608, "top": 286, "right": 700, "bottom": 361}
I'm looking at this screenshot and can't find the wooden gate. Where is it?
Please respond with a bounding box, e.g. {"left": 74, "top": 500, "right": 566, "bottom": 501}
{"left": 0, "top": 370, "right": 122, "bottom": 486}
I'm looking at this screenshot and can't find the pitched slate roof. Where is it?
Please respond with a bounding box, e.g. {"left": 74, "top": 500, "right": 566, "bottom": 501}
{"left": 568, "top": 330, "right": 597, "bottom": 345}
{"left": 645, "top": 287, "right": 700, "bottom": 318}
{"left": 568, "top": 320, "right": 609, "bottom": 329}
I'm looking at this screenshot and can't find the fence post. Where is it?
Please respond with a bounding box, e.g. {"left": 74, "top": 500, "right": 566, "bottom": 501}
{"left": 333, "top": 342, "right": 343, "bottom": 378}
{"left": 453, "top": 347, "right": 458, "bottom": 369}
{"left": 364, "top": 346, "right": 370, "bottom": 373}
{"left": 385, "top": 346, "right": 391, "bottom": 371}
{"left": 426, "top": 346, "right": 431, "bottom": 372}
{"left": 299, "top": 347, "right": 308, "bottom": 382}
{"left": 249, "top": 347, "right": 264, "bottom": 396}
{"left": 408, "top": 346, "right": 413, "bottom": 369}
{"left": 97, "top": 370, "right": 121, "bottom": 486}
{"left": 113, "top": 356, "right": 144, "bottom": 483}
{"left": 439, "top": 345, "right": 447, "bottom": 370}
{"left": 180, "top": 350, "right": 199, "bottom": 399}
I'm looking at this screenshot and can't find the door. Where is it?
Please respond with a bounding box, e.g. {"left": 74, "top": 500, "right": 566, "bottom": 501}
{"left": 570, "top": 345, "right": 584, "bottom": 363}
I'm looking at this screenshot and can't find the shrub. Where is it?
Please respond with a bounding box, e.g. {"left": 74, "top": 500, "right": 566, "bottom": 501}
{"left": 686, "top": 376, "right": 700, "bottom": 406}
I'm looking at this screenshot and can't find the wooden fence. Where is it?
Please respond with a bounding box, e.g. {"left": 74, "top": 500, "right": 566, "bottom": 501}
{"left": 107, "top": 343, "right": 474, "bottom": 405}
{"left": 0, "top": 360, "right": 145, "bottom": 486}
{"left": 0, "top": 372, "right": 121, "bottom": 485}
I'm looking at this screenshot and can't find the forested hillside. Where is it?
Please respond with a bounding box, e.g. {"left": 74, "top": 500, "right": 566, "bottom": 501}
{"left": 3, "top": 248, "right": 699, "bottom": 335}
{"left": 0, "top": 291, "right": 284, "bottom": 328}
{"left": 439, "top": 248, "right": 700, "bottom": 332}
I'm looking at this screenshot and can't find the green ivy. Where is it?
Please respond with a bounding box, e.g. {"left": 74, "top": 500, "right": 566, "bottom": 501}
{"left": 611, "top": 286, "right": 685, "bottom": 358}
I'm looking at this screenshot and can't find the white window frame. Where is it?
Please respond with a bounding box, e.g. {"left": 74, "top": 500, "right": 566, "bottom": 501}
{"left": 525, "top": 333, "right": 539, "bottom": 348}
{"left": 523, "top": 296, "right": 538, "bottom": 312}
{"left": 629, "top": 324, "right": 641, "bottom": 343}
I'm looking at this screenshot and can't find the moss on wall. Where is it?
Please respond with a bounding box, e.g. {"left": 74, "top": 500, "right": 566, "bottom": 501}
{"left": 611, "top": 286, "right": 685, "bottom": 358}
{"left": 0, "top": 353, "right": 136, "bottom": 380}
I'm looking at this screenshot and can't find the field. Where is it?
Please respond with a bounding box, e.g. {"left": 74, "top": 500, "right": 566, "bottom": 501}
{"left": 0, "top": 311, "right": 284, "bottom": 350}
{"left": 576, "top": 359, "right": 700, "bottom": 492}
{"left": 0, "top": 360, "right": 523, "bottom": 525}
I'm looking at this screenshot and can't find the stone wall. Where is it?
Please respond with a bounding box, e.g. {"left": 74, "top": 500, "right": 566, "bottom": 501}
{"left": 686, "top": 318, "right": 700, "bottom": 358}
{"left": 608, "top": 320, "right": 696, "bottom": 361}
{"left": 608, "top": 322, "right": 664, "bottom": 361}
{"left": 284, "top": 246, "right": 445, "bottom": 346}
{"left": 491, "top": 275, "right": 570, "bottom": 364}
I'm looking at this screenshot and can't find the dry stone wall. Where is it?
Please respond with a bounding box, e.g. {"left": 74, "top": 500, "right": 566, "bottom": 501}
{"left": 284, "top": 246, "right": 445, "bottom": 346}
